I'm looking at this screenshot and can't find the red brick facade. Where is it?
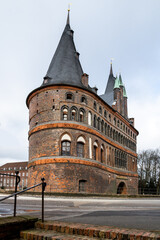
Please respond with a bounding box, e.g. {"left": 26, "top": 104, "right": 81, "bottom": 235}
{"left": 27, "top": 86, "right": 138, "bottom": 194}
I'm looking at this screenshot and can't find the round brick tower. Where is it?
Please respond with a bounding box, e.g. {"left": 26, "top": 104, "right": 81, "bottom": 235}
{"left": 26, "top": 11, "right": 139, "bottom": 194}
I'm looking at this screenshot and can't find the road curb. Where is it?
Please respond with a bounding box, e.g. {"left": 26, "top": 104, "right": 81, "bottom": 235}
{"left": 35, "top": 221, "right": 160, "bottom": 239}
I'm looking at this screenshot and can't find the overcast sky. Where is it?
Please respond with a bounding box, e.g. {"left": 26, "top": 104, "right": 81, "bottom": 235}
{"left": 0, "top": 0, "right": 160, "bottom": 166}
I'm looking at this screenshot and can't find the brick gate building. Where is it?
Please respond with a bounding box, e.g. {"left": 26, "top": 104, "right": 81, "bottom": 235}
{"left": 26, "top": 11, "right": 138, "bottom": 194}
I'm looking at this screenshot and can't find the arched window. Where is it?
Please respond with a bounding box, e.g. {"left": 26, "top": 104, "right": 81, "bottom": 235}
{"left": 70, "top": 107, "right": 78, "bottom": 121}
{"left": 99, "top": 106, "right": 102, "bottom": 114}
{"left": 97, "top": 117, "right": 100, "bottom": 130}
{"left": 61, "top": 133, "right": 71, "bottom": 156}
{"left": 109, "top": 114, "right": 111, "bottom": 122}
{"left": 101, "top": 145, "right": 104, "bottom": 163}
{"left": 101, "top": 120, "right": 104, "bottom": 133}
{"left": 115, "top": 131, "right": 118, "bottom": 141}
{"left": 93, "top": 101, "right": 97, "bottom": 110}
{"left": 118, "top": 133, "right": 120, "bottom": 143}
{"left": 113, "top": 130, "right": 115, "bottom": 140}
{"left": 117, "top": 120, "right": 120, "bottom": 128}
{"left": 77, "top": 136, "right": 85, "bottom": 158}
{"left": 110, "top": 128, "right": 113, "bottom": 138}
{"left": 93, "top": 115, "right": 97, "bottom": 128}
{"left": 106, "top": 147, "right": 108, "bottom": 163}
{"left": 114, "top": 117, "right": 116, "bottom": 126}
{"left": 104, "top": 110, "right": 107, "bottom": 119}
{"left": 79, "top": 108, "right": 85, "bottom": 122}
{"left": 109, "top": 147, "right": 111, "bottom": 163}
{"left": 61, "top": 106, "right": 69, "bottom": 120}
{"left": 93, "top": 141, "right": 98, "bottom": 160}
{"left": 61, "top": 141, "right": 71, "bottom": 156}
{"left": 105, "top": 123, "right": 107, "bottom": 135}
{"left": 81, "top": 96, "right": 87, "bottom": 104}
{"left": 115, "top": 150, "right": 117, "bottom": 166}
{"left": 77, "top": 142, "right": 84, "bottom": 157}
{"left": 121, "top": 135, "right": 123, "bottom": 144}
{"left": 117, "top": 151, "right": 120, "bottom": 166}
{"left": 107, "top": 125, "right": 110, "bottom": 136}
{"left": 71, "top": 110, "right": 76, "bottom": 120}
{"left": 88, "top": 111, "right": 92, "bottom": 126}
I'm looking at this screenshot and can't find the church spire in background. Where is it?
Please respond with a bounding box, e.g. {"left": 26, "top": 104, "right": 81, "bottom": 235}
{"left": 67, "top": 5, "right": 70, "bottom": 25}
{"left": 109, "top": 59, "right": 113, "bottom": 76}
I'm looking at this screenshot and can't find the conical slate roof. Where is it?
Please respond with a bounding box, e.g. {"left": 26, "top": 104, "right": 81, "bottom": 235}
{"left": 100, "top": 63, "right": 116, "bottom": 106}
{"left": 42, "top": 11, "right": 85, "bottom": 89}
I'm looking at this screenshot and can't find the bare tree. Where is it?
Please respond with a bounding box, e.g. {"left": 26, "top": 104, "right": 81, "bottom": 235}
{"left": 138, "top": 149, "right": 160, "bottom": 194}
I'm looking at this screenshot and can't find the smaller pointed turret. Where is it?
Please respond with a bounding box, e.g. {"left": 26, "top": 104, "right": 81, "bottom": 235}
{"left": 114, "top": 75, "right": 120, "bottom": 89}
{"left": 100, "top": 61, "right": 116, "bottom": 106}
{"left": 109, "top": 60, "right": 113, "bottom": 76}
{"left": 119, "top": 73, "right": 124, "bottom": 87}
{"left": 66, "top": 7, "right": 70, "bottom": 25}
{"left": 123, "top": 85, "right": 127, "bottom": 98}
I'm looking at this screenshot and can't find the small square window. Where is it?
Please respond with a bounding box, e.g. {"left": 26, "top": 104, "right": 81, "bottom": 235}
{"left": 66, "top": 93, "right": 73, "bottom": 100}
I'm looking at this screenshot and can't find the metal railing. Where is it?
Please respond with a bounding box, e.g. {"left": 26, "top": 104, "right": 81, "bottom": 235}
{"left": 0, "top": 173, "right": 46, "bottom": 222}
{"left": 0, "top": 171, "right": 20, "bottom": 216}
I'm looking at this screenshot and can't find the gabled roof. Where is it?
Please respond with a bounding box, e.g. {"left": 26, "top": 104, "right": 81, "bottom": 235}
{"left": 42, "top": 11, "right": 86, "bottom": 89}
{"left": 100, "top": 63, "right": 116, "bottom": 106}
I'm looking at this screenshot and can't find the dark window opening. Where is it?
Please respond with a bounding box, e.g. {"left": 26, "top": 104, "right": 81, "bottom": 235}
{"left": 104, "top": 110, "right": 107, "bottom": 118}
{"left": 81, "top": 96, "right": 87, "bottom": 104}
{"left": 77, "top": 142, "right": 84, "bottom": 158}
{"left": 71, "top": 109, "right": 77, "bottom": 121}
{"left": 93, "top": 115, "right": 96, "bottom": 128}
{"left": 94, "top": 101, "right": 97, "bottom": 110}
{"left": 66, "top": 93, "right": 73, "bottom": 100}
{"left": 79, "top": 180, "right": 87, "bottom": 192}
{"left": 93, "top": 145, "right": 98, "bottom": 160}
{"left": 80, "top": 111, "right": 84, "bottom": 122}
{"left": 101, "top": 148, "right": 104, "bottom": 163}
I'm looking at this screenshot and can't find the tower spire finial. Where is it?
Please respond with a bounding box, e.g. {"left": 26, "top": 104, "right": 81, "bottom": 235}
{"left": 110, "top": 58, "right": 114, "bottom": 76}
{"left": 67, "top": 4, "right": 70, "bottom": 25}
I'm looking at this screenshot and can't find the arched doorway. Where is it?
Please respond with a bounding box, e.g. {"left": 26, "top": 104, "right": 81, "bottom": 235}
{"left": 117, "top": 182, "right": 127, "bottom": 194}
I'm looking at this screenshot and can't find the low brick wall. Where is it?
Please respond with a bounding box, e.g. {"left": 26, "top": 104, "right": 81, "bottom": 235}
{"left": 0, "top": 216, "right": 38, "bottom": 240}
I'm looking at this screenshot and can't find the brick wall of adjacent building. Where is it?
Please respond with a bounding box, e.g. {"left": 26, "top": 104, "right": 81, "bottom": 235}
{"left": 0, "top": 162, "right": 28, "bottom": 190}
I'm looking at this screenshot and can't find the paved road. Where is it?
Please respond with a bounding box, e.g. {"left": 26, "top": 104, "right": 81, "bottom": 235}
{"left": 0, "top": 194, "right": 160, "bottom": 231}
